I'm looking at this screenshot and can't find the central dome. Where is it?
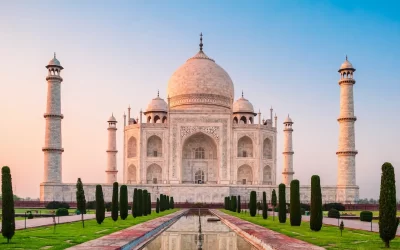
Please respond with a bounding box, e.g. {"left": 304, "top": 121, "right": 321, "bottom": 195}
{"left": 167, "top": 48, "right": 234, "bottom": 110}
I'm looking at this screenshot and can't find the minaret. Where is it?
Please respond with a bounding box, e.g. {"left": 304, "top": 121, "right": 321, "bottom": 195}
{"left": 282, "top": 115, "right": 294, "bottom": 186}
{"left": 336, "top": 56, "right": 358, "bottom": 201}
{"left": 106, "top": 113, "right": 118, "bottom": 184}
{"left": 43, "top": 53, "right": 64, "bottom": 183}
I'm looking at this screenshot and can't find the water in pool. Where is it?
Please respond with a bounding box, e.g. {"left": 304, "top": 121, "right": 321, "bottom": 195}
{"left": 141, "top": 209, "right": 257, "bottom": 250}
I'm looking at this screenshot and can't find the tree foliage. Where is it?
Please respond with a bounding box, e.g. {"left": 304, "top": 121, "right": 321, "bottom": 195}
{"left": 120, "top": 185, "right": 128, "bottom": 220}
{"left": 170, "top": 197, "right": 174, "bottom": 209}
{"left": 237, "top": 195, "right": 241, "bottom": 213}
{"left": 278, "top": 183, "right": 286, "bottom": 223}
{"left": 147, "top": 192, "right": 151, "bottom": 215}
{"left": 143, "top": 190, "right": 148, "bottom": 216}
{"left": 95, "top": 185, "right": 105, "bottom": 224}
{"left": 271, "top": 189, "right": 277, "bottom": 221}
{"left": 310, "top": 175, "right": 322, "bottom": 231}
{"left": 249, "top": 191, "right": 256, "bottom": 217}
{"left": 156, "top": 198, "right": 160, "bottom": 213}
{"left": 290, "top": 179, "right": 301, "bottom": 226}
{"left": 137, "top": 189, "right": 143, "bottom": 216}
{"left": 379, "top": 162, "right": 399, "bottom": 248}
{"left": 111, "top": 182, "right": 119, "bottom": 221}
{"left": 132, "top": 188, "right": 137, "bottom": 218}
{"left": 76, "top": 178, "right": 86, "bottom": 228}
{"left": 1, "top": 166, "right": 15, "bottom": 243}
{"left": 262, "top": 192, "right": 268, "bottom": 219}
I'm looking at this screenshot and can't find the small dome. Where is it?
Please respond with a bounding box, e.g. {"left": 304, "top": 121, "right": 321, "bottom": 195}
{"left": 284, "top": 115, "right": 293, "bottom": 124}
{"left": 339, "top": 57, "right": 354, "bottom": 70}
{"left": 146, "top": 95, "right": 168, "bottom": 113}
{"left": 47, "top": 53, "right": 63, "bottom": 69}
{"left": 108, "top": 114, "right": 117, "bottom": 123}
{"left": 233, "top": 96, "right": 254, "bottom": 113}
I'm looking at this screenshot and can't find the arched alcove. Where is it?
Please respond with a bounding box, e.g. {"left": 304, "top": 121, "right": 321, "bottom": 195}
{"left": 147, "top": 135, "right": 162, "bottom": 157}
{"left": 127, "top": 137, "right": 137, "bottom": 158}
{"left": 237, "top": 165, "right": 253, "bottom": 185}
{"left": 237, "top": 136, "right": 253, "bottom": 157}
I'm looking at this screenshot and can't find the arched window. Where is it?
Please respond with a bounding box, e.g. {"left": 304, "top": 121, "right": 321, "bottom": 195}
{"left": 237, "top": 136, "right": 253, "bottom": 157}
{"left": 147, "top": 116, "right": 152, "bottom": 123}
{"left": 240, "top": 116, "right": 247, "bottom": 124}
{"left": 195, "top": 170, "right": 205, "bottom": 184}
{"left": 127, "top": 164, "right": 137, "bottom": 184}
{"left": 233, "top": 117, "right": 238, "bottom": 124}
{"left": 237, "top": 165, "right": 253, "bottom": 185}
{"left": 146, "top": 164, "right": 162, "bottom": 184}
{"left": 195, "top": 147, "right": 205, "bottom": 159}
{"left": 263, "top": 165, "right": 271, "bottom": 184}
{"left": 263, "top": 138, "right": 272, "bottom": 159}
{"left": 249, "top": 117, "right": 253, "bottom": 124}
{"left": 154, "top": 115, "right": 160, "bottom": 123}
{"left": 127, "top": 137, "right": 137, "bottom": 158}
{"left": 162, "top": 116, "right": 167, "bottom": 123}
{"left": 147, "top": 135, "right": 162, "bottom": 157}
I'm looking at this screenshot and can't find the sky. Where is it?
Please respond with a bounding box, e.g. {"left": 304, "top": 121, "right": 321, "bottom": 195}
{"left": 0, "top": 0, "right": 399, "bottom": 199}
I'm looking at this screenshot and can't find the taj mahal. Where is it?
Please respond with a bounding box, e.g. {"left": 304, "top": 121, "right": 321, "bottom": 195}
{"left": 40, "top": 34, "right": 359, "bottom": 203}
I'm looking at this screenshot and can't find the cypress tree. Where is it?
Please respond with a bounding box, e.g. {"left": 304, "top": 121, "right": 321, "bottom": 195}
{"left": 1, "top": 166, "right": 15, "bottom": 243}
{"left": 271, "top": 189, "right": 277, "bottom": 221}
{"left": 171, "top": 197, "right": 174, "bottom": 209}
{"left": 95, "top": 185, "right": 105, "bottom": 224}
{"left": 262, "top": 191, "right": 268, "bottom": 219}
{"left": 111, "top": 182, "right": 119, "bottom": 221}
{"left": 237, "top": 195, "right": 241, "bottom": 213}
{"left": 278, "top": 183, "right": 286, "bottom": 223}
{"left": 137, "top": 189, "right": 143, "bottom": 216}
{"left": 290, "top": 179, "right": 301, "bottom": 226}
{"left": 76, "top": 178, "right": 86, "bottom": 227}
{"left": 143, "top": 190, "right": 148, "bottom": 216}
{"left": 156, "top": 198, "right": 160, "bottom": 213}
{"left": 225, "top": 197, "right": 228, "bottom": 210}
{"left": 231, "top": 196, "right": 236, "bottom": 212}
{"left": 227, "top": 196, "right": 231, "bottom": 211}
{"left": 310, "top": 175, "right": 322, "bottom": 231}
{"left": 148, "top": 193, "right": 151, "bottom": 215}
{"left": 250, "top": 191, "right": 257, "bottom": 217}
{"left": 120, "top": 185, "right": 128, "bottom": 220}
{"left": 167, "top": 195, "right": 170, "bottom": 209}
{"left": 132, "top": 188, "right": 137, "bottom": 218}
{"left": 379, "top": 162, "right": 399, "bottom": 248}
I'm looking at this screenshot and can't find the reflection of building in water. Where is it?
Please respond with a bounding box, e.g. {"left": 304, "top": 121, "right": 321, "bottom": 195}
{"left": 143, "top": 215, "right": 256, "bottom": 250}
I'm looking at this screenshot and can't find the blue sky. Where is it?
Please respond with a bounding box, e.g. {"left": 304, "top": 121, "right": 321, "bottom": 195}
{"left": 0, "top": 0, "right": 399, "bottom": 199}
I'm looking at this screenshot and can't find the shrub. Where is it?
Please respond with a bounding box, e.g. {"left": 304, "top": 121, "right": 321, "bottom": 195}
{"left": 111, "top": 182, "right": 119, "bottom": 221}
{"left": 95, "top": 184, "right": 105, "bottom": 224}
{"left": 300, "top": 203, "right": 310, "bottom": 211}
{"left": 137, "top": 189, "right": 143, "bottom": 216}
{"left": 143, "top": 190, "right": 148, "bottom": 216}
{"left": 290, "top": 180, "right": 301, "bottom": 226}
{"left": 148, "top": 192, "right": 151, "bottom": 215}
{"left": 231, "top": 196, "right": 237, "bottom": 212}
{"left": 278, "top": 183, "right": 286, "bottom": 223}
{"left": 120, "top": 185, "right": 128, "bottom": 220}
{"left": 360, "top": 211, "right": 373, "bottom": 222}
{"left": 328, "top": 208, "right": 340, "bottom": 219}
{"left": 323, "top": 203, "right": 345, "bottom": 211}
{"left": 170, "top": 197, "right": 174, "bottom": 209}
{"left": 156, "top": 198, "right": 160, "bottom": 213}
{"left": 132, "top": 188, "right": 137, "bottom": 218}
{"left": 105, "top": 202, "right": 112, "bottom": 212}
{"left": 379, "top": 162, "right": 399, "bottom": 248}
{"left": 301, "top": 208, "right": 306, "bottom": 215}
{"left": 237, "top": 195, "right": 241, "bottom": 213}
{"left": 262, "top": 192, "right": 268, "bottom": 219}
{"left": 271, "top": 189, "right": 277, "bottom": 221}
{"left": 56, "top": 208, "right": 69, "bottom": 216}
{"left": 46, "top": 201, "right": 70, "bottom": 209}
{"left": 249, "top": 191, "right": 256, "bottom": 217}
{"left": 27, "top": 212, "right": 34, "bottom": 219}
{"left": 310, "top": 175, "right": 322, "bottom": 231}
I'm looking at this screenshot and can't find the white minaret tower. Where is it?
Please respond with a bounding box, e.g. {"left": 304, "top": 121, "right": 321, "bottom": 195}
{"left": 282, "top": 115, "right": 294, "bottom": 186}
{"left": 106, "top": 114, "right": 118, "bottom": 184}
{"left": 43, "top": 53, "right": 64, "bottom": 183}
{"left": 336, "top": 56, "right": 358, "bottom": 202}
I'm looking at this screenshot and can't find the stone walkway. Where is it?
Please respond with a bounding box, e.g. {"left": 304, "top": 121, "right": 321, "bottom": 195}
{"left": 301, "top": 215, "right": 400, "bottom": 235}
{"left": 212, "top": 210, "right": 324, "bottom": 250}
{"left": 0, "top": 213, "right": 110, "bottom": 231}
{"left": 68, "top": 210, "right": 186, "bottom": 250}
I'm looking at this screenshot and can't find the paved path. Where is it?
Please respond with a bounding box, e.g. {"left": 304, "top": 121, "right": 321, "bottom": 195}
{"left": 0, "top": 213, "right": 111, "bottom": 231}
{"left": 212, "top": 210, "right": 324, "bottom": 250}
{"left": 68, "top": 210, "right": 186, "bottom": 250}
{"left": 301, "top": 215, "right": 400, "bottom": 235}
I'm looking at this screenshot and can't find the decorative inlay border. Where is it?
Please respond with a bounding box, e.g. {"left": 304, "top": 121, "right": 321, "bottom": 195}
{"left": 180, "top": 126, "right": 220, "bottom": 142}
{"left": 170, "top": 94, "right": 231, "bottom": 109}
{"left": 336, "top": 151, "right": 358, "bottom": 155}
{"left": 337, "top": 117, "right": 357, "bottom": 122}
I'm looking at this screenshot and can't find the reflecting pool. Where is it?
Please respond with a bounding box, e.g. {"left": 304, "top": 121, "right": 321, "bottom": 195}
{"left": 142, "top": 209, "right": 257, "bottom": 250}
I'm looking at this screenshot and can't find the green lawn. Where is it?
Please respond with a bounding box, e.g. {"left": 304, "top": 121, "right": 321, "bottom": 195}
{"left": 0, "top": 209, "right": 178, "bottom": 249}
{"left": 222, "top": 209, "right": 400, "bottom": 250}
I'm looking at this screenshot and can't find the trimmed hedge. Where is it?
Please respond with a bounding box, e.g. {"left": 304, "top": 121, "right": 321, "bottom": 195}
{"left": 278, "top": 183, "right": 286, "bottom": 223}
{"left": 360, "top": 211, "right": 373, "bottom": 222}
{"left": 328, "top": 208, "right": 340, "bottom": 219}
{"left": 56, "top": 208, "right": 69, "bottom": 216}
{"left": 46, "top": 201, "right": 70, "bottom": 209}
{"left": 290, "top": 179, "right": 301, "bottom": 226}
{"left": 250, "top": 191, "right": 257, "bottom": 217}
{"left": 323, "top": 203, "right": 345, "bottom": 211}
{"left": 310, "top": 175, "right": 323, "bottom": 231}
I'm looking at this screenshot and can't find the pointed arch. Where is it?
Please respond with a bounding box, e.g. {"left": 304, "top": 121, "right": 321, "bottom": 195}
{"left": 154, "top": 115, "right": 161, "bottom": 123}
{"left": 127, "top": 137, "right": 137, "bottom": 158}
{"left": 263, "top": 138, "right": 272, "bottom": 159}
{"left": 240, "top": 116, "right": 247, "bottom": 124}
{"left": 146, "top": 164, "right": 162, "bottom": 184}
{"left": 147, "top": 116, "right": 152, "bottom": 123}
{"left": 127, "top": 164, "right": 137, "bottom": 184}
{"left": 162, "top": 116, "right": 167, "bottom": 123}
{"left": 147, "top": 135, "right": 162, "bottom": 157}
{"left": 237, "top": 136, "right": 253, "bottom": 157}
{"left": 233, "top": 117, "right": 238, "bottom": 124}
{"left": 263, "top": 165, "right": 272, "bottom": 184}
{"left": 237, "top": 164, "right": 253, "bottom": 185}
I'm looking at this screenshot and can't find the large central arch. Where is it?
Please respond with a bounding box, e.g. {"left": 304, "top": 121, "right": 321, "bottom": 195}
{"left": 181, "top": 132, "right": 218, "bottom": 184}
